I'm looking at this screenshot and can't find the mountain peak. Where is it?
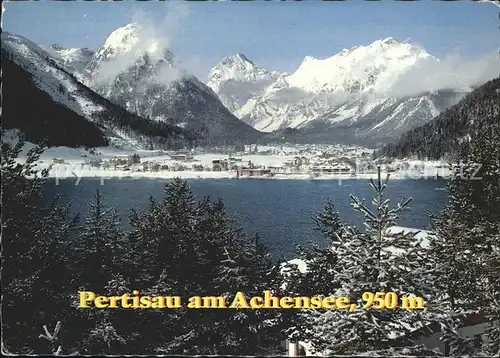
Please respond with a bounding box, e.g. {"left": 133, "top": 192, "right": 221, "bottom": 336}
{"left": 207, "top": 53, "right": 270, "bottom": 84}
{"left": 219, "top": 53, "right": 255, "bottom": 67}
{"left": 101, "top": 22, "right": 142, "bottom": 52}
{"left": 380, "top": 37, "right": 400, "bottom": 45}
{"left": 206, "top": 52, "right": 284, "bottom": 110}
{"left": 336, "top": 38, "right": 402, "bottom": 58}
{"left": 234, "top": 53, "right": 251, "bottom": 61}
{"left": 88, "top": 22, "right": 175, "bottom": 76}
{"left": 48, "top": 44, "right": 94, "bottom": 55}
{"left": 99, "top": 22, "right": 173, "bottom": 61}
{"left": 283, "top": 35, "right": 436, "bottom": 96}
{"left": 338, "top": 47, "right": 358, "bottom": 56}
{"left": 49, "top": 44, "right": 65, "bottom": 51}
{"left": 108, "top": 23, "right": 141, "bottom": 38}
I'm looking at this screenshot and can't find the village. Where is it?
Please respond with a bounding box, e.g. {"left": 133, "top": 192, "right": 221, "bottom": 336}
{"left": 46, "top": 143, "right": 449, "bottom": 180}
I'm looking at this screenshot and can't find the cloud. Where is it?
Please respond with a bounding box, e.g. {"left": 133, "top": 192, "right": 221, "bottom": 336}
{"left": 161, "top": 1, "right": 189, "bottom": 37}
{"left": 153, "top": 65, "right": 183, "bottom": 86}
{"left": 177, "top": 55, "right": 207, "bottom": 80}
{"left": 380, "top": 51, "right": 499, "bottom": 98}
{"left": 92, "top": 2, "right": 191, "bottom": 86}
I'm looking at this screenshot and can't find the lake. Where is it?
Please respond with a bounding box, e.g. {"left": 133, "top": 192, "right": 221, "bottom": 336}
{"left": 44, "top": 177, "right": 447, "bottom": 259}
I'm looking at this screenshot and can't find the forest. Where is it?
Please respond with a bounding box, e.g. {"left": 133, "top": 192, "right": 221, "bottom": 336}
{"left": 2, "top": 56, "right": 108, "bottom": 148}
{"left": 376, "top": 77, "right": 500, "bottom": 161}
{"left": 2, "top": 119, "right": 499, "bottom": 355}
{"left": 2, "top": 50, "right": 197, "bottom": 150}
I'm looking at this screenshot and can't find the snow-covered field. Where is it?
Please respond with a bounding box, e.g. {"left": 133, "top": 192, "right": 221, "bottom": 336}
{"left": 5, "top": 132, "right": 449, "bottom": 181}
{"left": 34, "top": 148, "right": 449, "bottom": 181}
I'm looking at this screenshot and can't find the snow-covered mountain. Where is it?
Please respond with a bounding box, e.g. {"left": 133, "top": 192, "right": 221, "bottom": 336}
{"left": 43, "top": 44, "right": 94, "bottom": 81}
{"left": 2, "top": 31, "right": 193, "bottom": 149}
{"left": 377, "top": 76, "right": 500, "bottom": 159}
{"left": 207, "top": 38, "right": 467, "bottom": 144}
{"left": 285, "top": 37, "right": 433, "bottom": 94}
{"left": 206, "top": 53, "right": 285, "bottom": 113}
{"left": 85, "top": 23, "right": 261, "bottom": 144}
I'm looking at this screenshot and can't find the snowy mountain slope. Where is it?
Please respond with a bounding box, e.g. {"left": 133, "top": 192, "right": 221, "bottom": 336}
{"left": 377, "top": 77, "right": 500, "bottom": 159}
{"left": 86, "top": 23, "right": 261, "bottom": 144}
{"left": 3, "top": 55, "right": 108, "bottom": 148}
{"left": 295, "top": 90, "right": 465, "bottom": 146}
{"left": 285, "top": 37, "right": 434, "bottom": 94}
{"left": 43, "top": 44, "right": 94, "bottom": 81}
{"left": 2, "top": 31, "right": 194, "bottom": 149}
{"left": 206, "top": 53, "right": 285, "bottom": 113}
{"left": 206, "top": 38, "right": 467, "bottom": 143}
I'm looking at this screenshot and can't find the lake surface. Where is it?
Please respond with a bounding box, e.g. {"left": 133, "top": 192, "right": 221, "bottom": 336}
{"left": 44, "top": 177, "right": 447, "bottom": 259}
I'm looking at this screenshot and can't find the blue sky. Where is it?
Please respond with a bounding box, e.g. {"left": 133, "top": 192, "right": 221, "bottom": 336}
{"left": 3, "top": 0, "right": 499, "bottom": 77}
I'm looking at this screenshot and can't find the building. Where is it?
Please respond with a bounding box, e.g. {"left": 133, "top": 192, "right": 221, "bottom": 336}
{"left": 237, "top": 168, "right": 272, "bottom": 177}
{"left": 171, "top": 163, "right": 187, "bottom": 171}
{"left": 287, "top": 341, "right": 312, "bottom": 356}
{"left": 212, "top": 159, "right": 229, "bottom": 171}
{"left": 84, "top": 158, "right": 102, "bottom": 168}
{"left": 142, "top": 161, "right": 160, "bottom": 172}
{"left": 170, "top": 154, "right": 194, "bottom": 162}
{"left": 127, "top": 153, "right": 141, "bottom": 164}
{"left": 294, "top": 156, "right": 310, "bottom": 168}
{"left": 318, "top": 152, "right": 337, "bottom": 160}
{"left": 109, "top": 156, "right": 130, "bottom": 168}
{"left": 192, "top": 164, "right": 204, "bottom": 172}
{"left": 52, "top": 158, "right": 65, "bottom": 164}
{"left": 335, "top": 157, "right": 357, "bottom": 171}
{"left": 310, "top": 165, "right": 353, "bottom": 175}
{"left": 286, "top": 306, "right": 491, "bottom": 355}
{"left": 268, "top": 165, "right": 285, "bottom": 174}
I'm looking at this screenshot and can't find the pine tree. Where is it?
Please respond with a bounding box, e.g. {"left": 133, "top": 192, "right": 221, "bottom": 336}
{"left": 74, "top": 189, "right": 125, "bottom": 292}
{"left": 83, "top": 319, "right": 127, "bottom": 355}
{"left": 129, "top": 178, "right": 283, "bottom": 355}
{"left": 215, "top": 233, "right": 285, "bottom": 355}
{"left": 2, "top": 138, "right": 284, "bottom": 354}
{"left": 430, "top": 115, "right": 500, "bottom": 356}
{"left": 282, "top": 200, "right": 343, "bottom": 344}
{"left": 1, "top": 136, "right": 77, "bottom": 354}
{"left": 125, "top": 179, "right": 203, "bottom": 354}
{"left": 70, "top": 190, "right": 134, "bottom": 355}
{"left": 286, "top": 168, "right": 447, "bottom": 355}
{"left": 76, "top": 273, "right": 134, "bottom": 355}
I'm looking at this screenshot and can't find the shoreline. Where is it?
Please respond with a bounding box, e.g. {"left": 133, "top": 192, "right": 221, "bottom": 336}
{"left": 8, "top": 139, "right": 451, "bottom": 183}
{"left": 46, "top": 167, "right": 450, "bottom": 181}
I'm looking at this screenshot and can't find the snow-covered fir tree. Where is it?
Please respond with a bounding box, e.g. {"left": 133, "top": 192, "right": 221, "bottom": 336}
{"left": 284, "top": 168, "right": 448, "bottom": 355}
{"left": 281, "top": 200, "right": 344, "bottom": 344}
{"left": 1, "top": 136, "right": 78, "bottom": 354}
{"left": 77, "top": 273, "right": 134, "bottom": 355}
{"left": 74, "top": 189, "right": 126, "bottom": 292}
{"left": 1, "top": 136, "right": 284, "bottom": 355}
{"left": 72, "top": 192, "right": 137, "bottom": 355}
{"left": 215, "top": 233, "right": 285, "bottom": 355}
{"left": 429, "top": 114, "right": 500, "bottom": 356}
{"left": 127, "top": 178, "right": 283, "bottom": 355}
